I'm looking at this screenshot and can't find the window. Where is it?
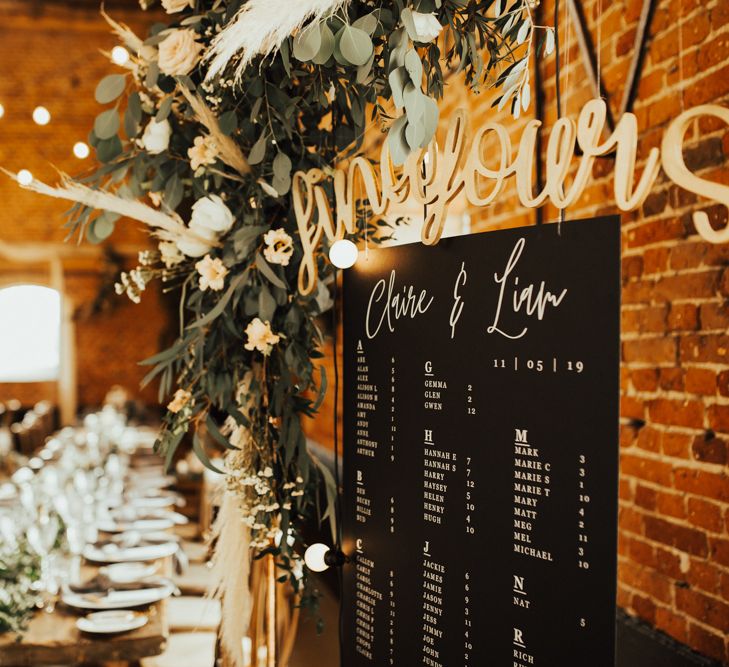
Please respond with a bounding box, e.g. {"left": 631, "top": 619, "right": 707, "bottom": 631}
{"left": 0, "top": 285, "right": 61, "bottom": 382}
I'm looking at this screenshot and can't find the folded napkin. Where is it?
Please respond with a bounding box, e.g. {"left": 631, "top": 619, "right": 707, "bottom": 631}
{"left": 69, "top": 575, "right": 159, "bottom": 595}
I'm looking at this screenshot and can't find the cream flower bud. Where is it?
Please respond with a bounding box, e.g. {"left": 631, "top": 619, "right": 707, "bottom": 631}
{"left": 141, "top": 119, "right": 171, "bottom": 154}
{"left": 158, "top": 29, "right": 203, "bottom": 76}
{"left": 161, "top": 0, "right": 193, "bottom": 13}
{"left": 188, "top": 135, "right": 218, "bottom": 171}
{"left": 262, "top": 228, "right": 294, "bottom": 266}
{"left": 410, "top": 11, "right": 443, "bottom": 43}
{"left": 195, "top": 254, "right": 228, "bottom": 291}
{"left": 159, "top": 240, "right": 184, "bottom": 267}
{"left": 190, "top": 194, "right": 235, "bottom": 234}
{"left": 167, "top": 388, "right": 192, "bottom": 414}
{"left": 244, "top": 318, "right": 280, "bottom": 356}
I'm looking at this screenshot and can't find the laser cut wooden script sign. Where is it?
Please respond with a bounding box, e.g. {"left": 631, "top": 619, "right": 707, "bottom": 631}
{"left": 293, "top": 99, "right": 729, "bottom": 295}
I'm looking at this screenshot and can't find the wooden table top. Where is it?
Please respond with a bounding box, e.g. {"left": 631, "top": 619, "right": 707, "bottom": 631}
{"left": 0, "top": 598, "right": 168, "bottom": 666}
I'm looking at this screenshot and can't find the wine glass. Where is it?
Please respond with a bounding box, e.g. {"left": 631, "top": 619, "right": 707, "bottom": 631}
{"left": 27, "top": 512, "right": 60, "bottom": 611}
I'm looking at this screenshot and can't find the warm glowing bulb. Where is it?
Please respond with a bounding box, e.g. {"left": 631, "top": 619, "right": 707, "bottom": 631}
{"left": 73, "top": 141, "right": 90, "bottom": 159}
{"left": 329, "top": 239, "right": 358, "bottom": 269}
{"left": 0, "top": 103, "right": 5, "bottom": 119}
{"left": 17, "top": 169, "right": 33, "bottom": 186}
{"left": 304, "top": 543, "right": 330, "bottom": 572}
{"left": 111, "top": 45, "right": 130, "bottom": 65}
{"left": 32, "top": 106, "right": 51, "bottom": 126}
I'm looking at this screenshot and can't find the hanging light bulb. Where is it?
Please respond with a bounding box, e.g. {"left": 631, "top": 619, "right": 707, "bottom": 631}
{"left": 32, "top": 106, "right": 51, "bottom": 126}
{"left": 329, "top": 239, "right": 358, "bottom": 269}
{"left": 73, "top": 141, "right": 90, "bottom": 159}
{"left": 17, "top": 169, "right": 33, "bottom": 186}
{"left": 111, "top": 46, "right": 130, "bottom": 66}
{"left": 304, "top": 543, "right": 331, "bottom": 572}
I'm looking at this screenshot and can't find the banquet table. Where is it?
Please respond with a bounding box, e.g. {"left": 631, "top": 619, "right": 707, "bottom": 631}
{"left": 0, "top": 419, "right": 175, "bottom": 667}
{"left": 0, "top": 597, "right": 168, "bottom": 666}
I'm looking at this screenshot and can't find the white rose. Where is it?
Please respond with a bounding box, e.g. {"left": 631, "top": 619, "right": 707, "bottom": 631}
{"left": 177, "top": 236, "right": 213, "bottom": 258}
{"left": 410, "top": 11, "right": 443, "bottom": 43}
{"left": 157, "top": 29, "right": 203, "bottom": 76}
{"left": 195, "top": 254, "right": 228, "bottom": 291}
{"left": 244, "top": 318, "right": 280, "bottom": 356}
{"left": 161, "top": 0, "right": 193, "bottom": 13}
{"left": 141, "top": 119, "right": 171, "bottom": 154}
{"left": 190, "top": 194, "right": 235, "bottom": 234}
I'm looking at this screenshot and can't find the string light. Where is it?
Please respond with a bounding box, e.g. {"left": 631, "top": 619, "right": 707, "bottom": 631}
{"left": 32, "top": 106, "right": 51, "bottom": 126}
{"left": 329, "top": 239, "right": 358, "bottom": 269}
{"left": 73, "top": 142, "right": 90, "bottom": 159}
{"left": 111, "top": 46, "right": 130, "bottom": 66}
{"left": 304, "top": 543, "right": 331, "bottom": 572}
{"left": 17, "top": 170, "right": 33, "bottom": 186}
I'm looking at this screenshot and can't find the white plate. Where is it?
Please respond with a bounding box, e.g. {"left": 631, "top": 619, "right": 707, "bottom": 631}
{"left": 76, "top": 610, "right": 148, "bottom": 634}
{"left": 97, "top": 518, "right": 175, "bottom": 534}
{"left": 63, "top": 579, "right": 175, "bottom": 610}
{"left": 83, "top": 540, "right": 178, "bottom": 563}
{"left": 130, "top": 495, "right": 180, "bottom": 509}
{"left": 100, "top": 562, "right": 158, "bottom": 584}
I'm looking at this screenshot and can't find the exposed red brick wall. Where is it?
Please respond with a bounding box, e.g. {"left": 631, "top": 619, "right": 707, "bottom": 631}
{"left": 0, "top": 2, "right": 172, "bottom": 410}
{"left": 433, "top": 0, "right": 729, "bottom": 660}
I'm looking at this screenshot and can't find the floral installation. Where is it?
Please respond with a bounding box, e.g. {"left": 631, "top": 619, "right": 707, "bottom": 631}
{"left": 9, "top": 0, "right": 548, "bottom": 662}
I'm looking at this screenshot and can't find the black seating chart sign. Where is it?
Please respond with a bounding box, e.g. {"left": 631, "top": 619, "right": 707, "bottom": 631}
{"left": 342, "top": 217, "right": 621, "bottom": 667}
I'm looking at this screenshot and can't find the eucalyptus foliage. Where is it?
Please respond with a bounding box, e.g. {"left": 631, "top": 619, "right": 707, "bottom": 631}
{"left": 60, "top": 0, "right": 538, "bottom": 613}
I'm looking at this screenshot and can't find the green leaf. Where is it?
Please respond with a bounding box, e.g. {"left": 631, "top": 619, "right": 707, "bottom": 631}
{"left": 96, "top": 135, "right": 122, "bottom": 162}
{"left": 155, "top": 96, "right": 173, "bottom": 122}
{"left": 192, "top": 432, "right": 225, "bottom": 475}
{"left": 255, "top": 251, "right": 286, "bottom": 288}
{"left": 338, "top": 25, "right": 373, "bottom": 66}
{"left": 403, "top": 83, "right": 425, "bottom": 122}
{"left": 388, "top": 67, "right": 408, "bottom": 109}
{"left": 248, "top": 132, "right": 267, "bottom": 165}
{"left": 162, "top": 431, "right": 184, "bottom": 474}
{"left": 421, "top": 95, "right": 440, "bottom": 147}
{"left": 145, "top": 61, "right": 159, "bottom": 89}
{"left": 233, "top": 224, "right": 267, "bottom": 258}
{"left": 189, "top": 270, "right": 248, "bottom": 329}
{"left": 95, "top": 74, "right": 126, "bottom": 104}
{"left": 312, "top": 365, "right": 327, "bottom": 412}
{"left": 258, "top": 283, "right": 276, "bottom": 322}
{"left": 206, "top": 414, "right": 239, "bottom": 451}
{"left": 387, "top": 114, "right": 409, "bottom": 166}
{"left": 218, "top": 110, "right": 238, "bottom": 136}
{"left": 87, "top": 212, "right": 117, "bottom": 243}
{"left": 94, "top": 109, "right": 120, "bottom": 140}
{"left": 356, "top": 50, "right": 376, "bottom": 84}
{"left": 352, "top": 12, "right": 378, "bottom": 34}
{"left": 404, "top": 49, "right": 423, "bottom": 85}
{"left": 293, "top": 22, "right": 321, "bottom": 62}
{"left": 164, "top": 172, "right": 183, "bottom": 211}
{"left": 272, "top": 152, "right": 292, "bottom": 195}
{"left": 400, "top": 8, "right": 418, "bottom": 41}
{"left": 405, "top": 118, "right": 425, "bottom": 149}
{"left": 312, "top": 24, "right": 335, "bottom": 64}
